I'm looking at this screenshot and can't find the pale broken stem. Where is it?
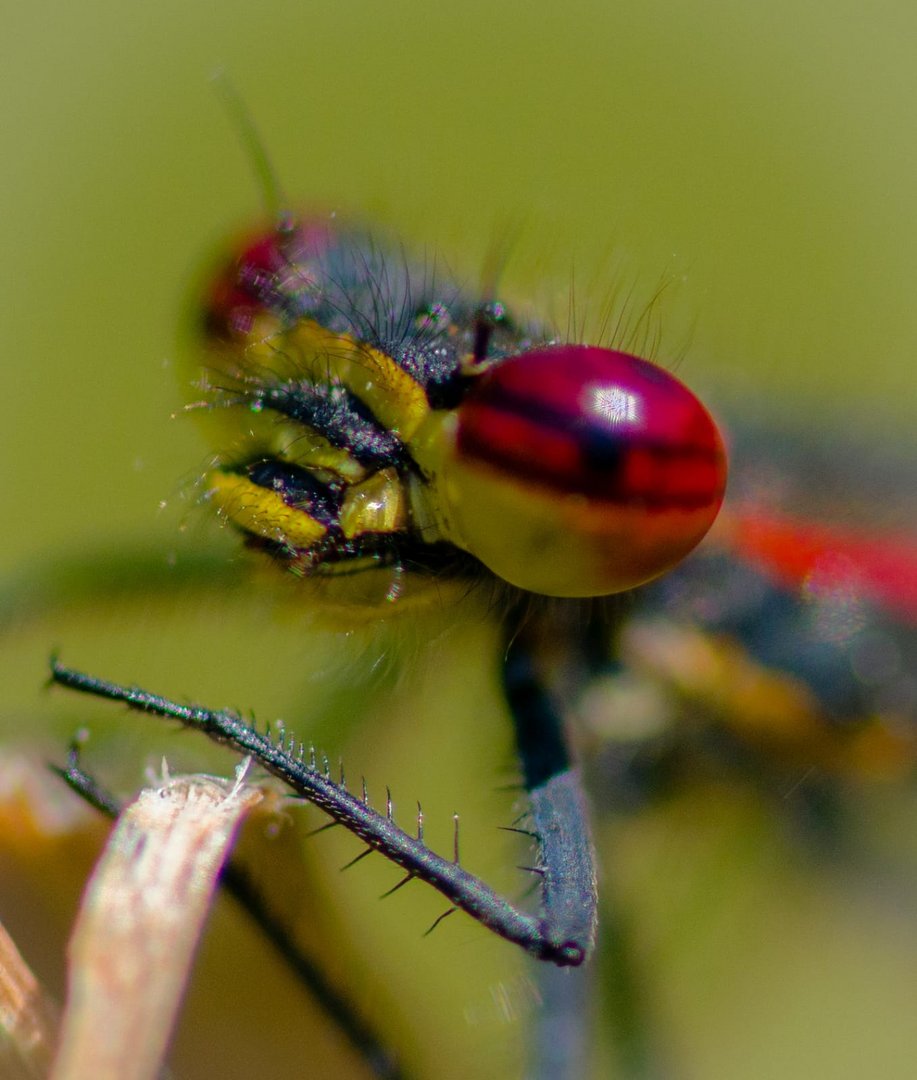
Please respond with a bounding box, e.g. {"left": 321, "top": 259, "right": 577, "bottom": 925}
{"left": 54, "top": 751, "right": 405, "bottom": 1080}
{"left": 50, "top": 765, "right": 263, "bottom": 1080}
{"left": 0, "top": 919, "right": 60, "bottom": 1079}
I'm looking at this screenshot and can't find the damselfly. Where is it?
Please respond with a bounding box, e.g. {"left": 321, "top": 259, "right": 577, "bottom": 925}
{"left": 47, "top": 205, "right": 726, "bottom": 1025}
{"left": 25, "top": 202, "right": 917, "bottom": 1080}
{"left": 3, "top": 72, "right": 917, "bottom": 1080}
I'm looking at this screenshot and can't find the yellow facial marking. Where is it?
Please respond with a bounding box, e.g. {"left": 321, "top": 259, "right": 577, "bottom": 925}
{"left": 339, "top": 468, "right": 407, "bottom": 539}
{"left": 284, "top": 320, "right": 430, "bottom": 440}
{"left": 206, "top": 472, "right": 327, "bottom": 549}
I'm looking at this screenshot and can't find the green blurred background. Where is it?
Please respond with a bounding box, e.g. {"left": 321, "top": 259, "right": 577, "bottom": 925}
{"left": 2, "top": 1, "right": 917, "bottom": 1078}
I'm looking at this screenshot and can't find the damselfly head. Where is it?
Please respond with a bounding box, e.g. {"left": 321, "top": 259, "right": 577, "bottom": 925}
{"left": 187, "top": 218, "right": 727, "bottom": 601}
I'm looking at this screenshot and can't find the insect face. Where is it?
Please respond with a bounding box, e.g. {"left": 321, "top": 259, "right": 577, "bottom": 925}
{"left": 193, "top": 218, "right": 727, "bottom": 599}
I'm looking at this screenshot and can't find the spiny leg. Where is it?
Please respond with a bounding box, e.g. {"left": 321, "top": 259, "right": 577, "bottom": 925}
{"left": 502, "top": 604, "right": 673, "bottom": 1079}
{"left": 500, "top": 612, "right": 598, "bottom": 1079}
{"left": 49, "top": 635, "right": 601, "bottom": 1078}
{"left": 49, "top": 658, "right": 592, "bottom": 966}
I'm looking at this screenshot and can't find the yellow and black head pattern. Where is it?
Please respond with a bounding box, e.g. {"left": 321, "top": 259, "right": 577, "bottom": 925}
{"left": 191, "top": 216, "right": 727, "bottom": 602}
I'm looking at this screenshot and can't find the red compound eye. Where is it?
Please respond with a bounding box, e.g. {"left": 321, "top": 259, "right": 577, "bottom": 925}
{"left": 200, "top": 219, "right": 333, "bottom": 342}
{"left": 440, "top": 345, "right": 727, "bottom": 596}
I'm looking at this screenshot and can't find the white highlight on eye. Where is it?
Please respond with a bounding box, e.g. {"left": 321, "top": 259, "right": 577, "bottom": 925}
{"left": 585, "top": 384, "right": 640, "bottom": 426}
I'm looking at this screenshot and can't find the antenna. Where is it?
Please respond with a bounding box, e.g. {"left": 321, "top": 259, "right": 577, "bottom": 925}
{"left": 211, "top": 69, "right": 289, "bottom": 224}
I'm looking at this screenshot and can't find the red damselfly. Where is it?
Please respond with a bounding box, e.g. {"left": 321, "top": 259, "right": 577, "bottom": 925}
{"left": 26, "top": 204, "right": 917, "bottom": 1080}
{"left": 3, "top": 6, "right": 917, "bottom": 1078}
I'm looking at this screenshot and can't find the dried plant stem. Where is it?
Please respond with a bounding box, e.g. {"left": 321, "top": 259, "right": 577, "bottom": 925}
{"left": 0, "top": 919, "right": 60, "bottom": 1079}
{"left": 50, "top": 767, "right": 262, "bottom": 1080}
